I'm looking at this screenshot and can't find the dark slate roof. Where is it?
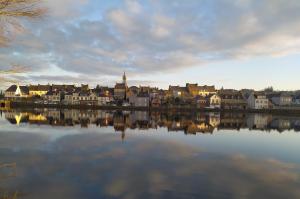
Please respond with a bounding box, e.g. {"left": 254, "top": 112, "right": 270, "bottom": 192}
{"left": 267, "top": 93, "right": 291, "bottom": 98}
{"left": 52, "top": 84, "right": 75, "bottom": 92}
{"left": 137, "top": 92, "right": 150, "bottom": 98}
{"left": 45, "top": 90, "right": 60, "bottom": 96}
{"left": 169, "top": 86, "right": 187, "bottom": 92}
{"left": 115, "top": 83, "right": 126, "bottom": 89}
{"left": 6, "top": 85, "right": 17, "bottom": 92}
{"left": 6, "top": 85, "right": 29, "bottom": 94}
{"left": 20, "top": 86, "right": 29, "bottom": 94}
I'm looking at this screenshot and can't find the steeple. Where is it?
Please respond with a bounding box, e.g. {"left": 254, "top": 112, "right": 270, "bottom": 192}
{"left": 122, "top": 72, "right": 127, "bottom": 85}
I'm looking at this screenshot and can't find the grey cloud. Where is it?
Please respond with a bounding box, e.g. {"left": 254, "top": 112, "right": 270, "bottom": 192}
{"left": 1, "top": 0, "right": 300, "bottom": 85}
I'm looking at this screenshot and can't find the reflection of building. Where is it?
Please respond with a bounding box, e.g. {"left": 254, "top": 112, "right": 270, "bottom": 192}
{"left": 113, "top": 112, "right": 126, "bottom": 132}
{"left": 28, "top": 112, "right": 48, "bottom": 125}
{"left": 5, "top": 111, "right": 29, "bottom": 125}
{"left": 247, "top": 114, "right": 272, "bottom": 130}
{"left": 186, "top": 122, "right": 214, "bottom": 134}
{"left": 270, "top": 119, "right": 291, "bottom": 132}
{"left": 219, "top": 113, "right": 246, "bottom": 130}
{"left": 208, "top": 112, "right": 220, "bottom": 127}
{"left": 3, "top": 109, "right": 300, "bottom": 135}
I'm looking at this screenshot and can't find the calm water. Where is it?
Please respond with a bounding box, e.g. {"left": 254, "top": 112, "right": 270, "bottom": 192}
{"left": 0, "top": 109, "right": 300, "bottom": 199}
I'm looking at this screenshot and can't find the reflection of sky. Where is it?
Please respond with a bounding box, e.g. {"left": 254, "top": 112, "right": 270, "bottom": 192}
{"left": 0, "top": 131, "right": 299, "bottom": 199}
{"left": 138, "top": 128, "right": 300, "bottom": 163}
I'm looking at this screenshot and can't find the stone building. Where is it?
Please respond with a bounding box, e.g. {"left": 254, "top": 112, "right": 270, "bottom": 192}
{"left": 218, "top": 89, "right": 247, "bottom": 109}
{"left": 114, "top": 72, "right": 128, "bottom": 100}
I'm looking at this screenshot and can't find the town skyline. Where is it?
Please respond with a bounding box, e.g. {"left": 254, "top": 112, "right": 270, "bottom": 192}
{"left": 2, "top": 71, "right": 299, "bottom": 112}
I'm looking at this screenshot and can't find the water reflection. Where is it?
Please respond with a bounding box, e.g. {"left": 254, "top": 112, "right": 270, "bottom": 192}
{"left": 0, "top": 133, "right": 299, "bottom": 199}
{"left": 2, "top": 109, "right": 300, "bottom": 134}
{"left": 1, "top": 109, "right": 300, "bottom": 198}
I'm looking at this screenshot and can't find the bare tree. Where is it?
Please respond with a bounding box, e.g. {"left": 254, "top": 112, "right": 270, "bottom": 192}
{"left": 0, "top": 0, "right": 46, "bottom": 87}
{"left": 0, "top": 0, "right": 47, "bottom": 46}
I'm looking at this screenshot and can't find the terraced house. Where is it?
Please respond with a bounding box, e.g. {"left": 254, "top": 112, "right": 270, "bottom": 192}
{"left": 218, "top": 89, "right": 247, "bottom": 110}
{"left": 44, "top": 90, "right": 61, "bottom": 104}
{"left": 29, "top": 84, "right": 51, "bottom": 97}
{"left": 247, "top": 92, "right": 270, "bottom": 109}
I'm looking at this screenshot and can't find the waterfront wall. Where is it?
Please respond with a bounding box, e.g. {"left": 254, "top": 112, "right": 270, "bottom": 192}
{"left": 9, "top": 101, "right": 300, "bottom": 115}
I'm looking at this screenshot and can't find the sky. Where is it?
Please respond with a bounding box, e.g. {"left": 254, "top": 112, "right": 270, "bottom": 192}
{"left": 1, "top": 0, "right": 300, "bottom": 90}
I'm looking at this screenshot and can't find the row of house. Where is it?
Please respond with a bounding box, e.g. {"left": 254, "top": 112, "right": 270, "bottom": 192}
{"left": 3, "top": 73, "right": 299, "bottom": 109}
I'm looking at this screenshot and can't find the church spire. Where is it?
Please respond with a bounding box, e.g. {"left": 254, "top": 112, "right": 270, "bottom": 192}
{"left": 122, "top": 72, "right": 127, "bottom": 85}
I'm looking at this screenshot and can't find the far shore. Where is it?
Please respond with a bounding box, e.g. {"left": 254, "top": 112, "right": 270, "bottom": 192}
{"left": 3, "top": 101, "right": 300, "bottom": 116}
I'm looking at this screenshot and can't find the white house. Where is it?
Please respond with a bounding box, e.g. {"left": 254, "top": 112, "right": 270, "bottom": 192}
{"left": 64, "top": 92, "right": 74, "bottom": 104}
{"left": 247, "top": 93, "right": 269, "bottom": 109}
{"left": 207, "top": 94, "right": 221, "bottom": 109}
{"left": 5, "top": 85, "right": 29, "bottom": 99}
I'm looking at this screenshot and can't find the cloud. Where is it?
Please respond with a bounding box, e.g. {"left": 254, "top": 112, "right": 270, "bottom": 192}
{"left": 1, "top": 0, "right": 300, "bottom": 86}
{"left": 45, "top": 0, "right": 89, "bottom": 18}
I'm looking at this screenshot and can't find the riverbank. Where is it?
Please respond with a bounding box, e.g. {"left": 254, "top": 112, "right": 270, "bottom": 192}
{"left": 5, "top": 101, "right": 300, "bottom": 115}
